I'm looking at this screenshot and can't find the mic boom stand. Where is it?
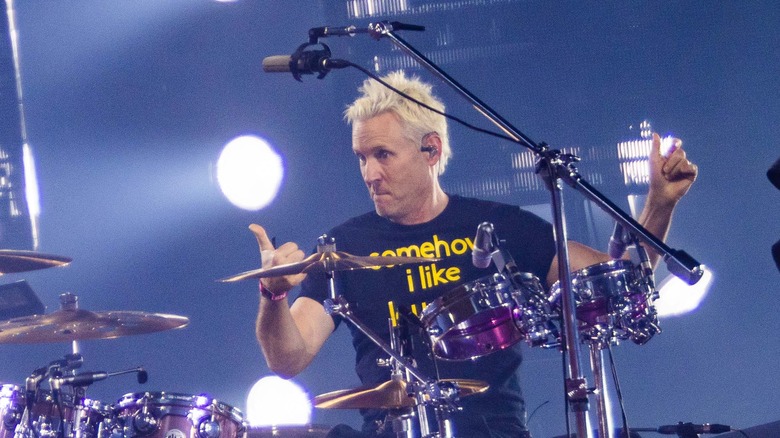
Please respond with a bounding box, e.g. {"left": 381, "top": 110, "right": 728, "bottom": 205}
{"left": 356, "top": 21, "right": 705, "bottom": 438}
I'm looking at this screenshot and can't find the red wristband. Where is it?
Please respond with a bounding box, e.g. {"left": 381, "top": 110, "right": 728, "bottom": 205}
{"left": 259, "top": 282, "right": 288, "bottom": 301}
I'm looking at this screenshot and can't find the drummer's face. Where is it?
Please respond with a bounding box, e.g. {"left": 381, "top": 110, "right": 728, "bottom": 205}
{"left": 352, "top": 112, "right": 435, "bottom": 224}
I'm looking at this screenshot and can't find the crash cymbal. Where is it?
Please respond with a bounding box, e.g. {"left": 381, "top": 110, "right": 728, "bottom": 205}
{"left": 0, "top": 250, "right": 71, "bottom": 274}
{"left": 219, "top": 251, "right": 439, "bottom": 282}
{"left": 0, "top": 308, "right": 189, "bottom": 344}
{"left": 313, "top": 378, "right": 489, "bottom": 410}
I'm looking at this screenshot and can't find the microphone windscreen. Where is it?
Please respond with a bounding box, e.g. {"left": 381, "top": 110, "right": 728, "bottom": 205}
{"left": 262, "top": 55, "right": 292, "bottom": 73}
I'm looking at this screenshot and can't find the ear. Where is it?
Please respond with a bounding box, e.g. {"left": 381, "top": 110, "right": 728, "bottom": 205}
{"left": 422, "top": 133, "right": 442, "bottom": 166}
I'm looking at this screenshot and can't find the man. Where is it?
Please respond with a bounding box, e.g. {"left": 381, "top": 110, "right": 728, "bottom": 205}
{"left": 252, "top": 71, "right": 697, "bottom": 437}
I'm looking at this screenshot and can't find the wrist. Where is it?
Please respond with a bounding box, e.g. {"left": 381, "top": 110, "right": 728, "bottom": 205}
{"left": 259, "top": 282, "right": 288, "bottom": 301}
{"left": 645, "top": 190, "right": 679, "bottom": 212}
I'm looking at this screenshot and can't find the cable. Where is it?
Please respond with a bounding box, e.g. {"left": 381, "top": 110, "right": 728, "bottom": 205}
{"left": 606, "top": 343, "right": 630, "bottom": 438}
{"left": 345, "top": 62, "right": 524, "bottom": 146}
{"left": 527, "top": 400, "right": 549, "bottom": 425}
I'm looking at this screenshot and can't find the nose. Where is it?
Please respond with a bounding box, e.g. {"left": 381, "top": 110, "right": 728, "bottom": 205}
{"left": 362, "top": 157, "right": 381, "bottom": 185}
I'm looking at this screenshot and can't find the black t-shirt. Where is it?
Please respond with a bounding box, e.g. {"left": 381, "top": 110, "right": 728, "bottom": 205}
{"left": 298, "top": 195, "right": 555, "bottom": 435}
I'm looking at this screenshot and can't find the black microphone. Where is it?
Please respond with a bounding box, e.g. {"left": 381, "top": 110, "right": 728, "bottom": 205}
{"left": 137, "top": 368, "right": 149, "bottom": 384}
{"left": 768, "top": 156, "right": 780, "bottom": 190}
{"left": 262, "top": 51, "right": 350, "bottom": 76}
{"left": 607, "top": 221, "right": 630, "bottom": 259}
{"left": 54, "top": 371, "right": 109, "bottom": 387}
{"left": 472, "top": 222, "right": 495, "bottom": 268}
{"left": 657, "top": 422, "right": 731, "bottom": 435}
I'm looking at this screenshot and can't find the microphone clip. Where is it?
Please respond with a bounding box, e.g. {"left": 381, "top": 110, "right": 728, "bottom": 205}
{"left": 290, "top": 42, "right": 333, "bottom": 81}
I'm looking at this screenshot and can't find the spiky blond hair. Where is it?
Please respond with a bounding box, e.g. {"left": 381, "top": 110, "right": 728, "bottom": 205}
{"left": 344, "top": 71, "right": 451, "bottom": 175}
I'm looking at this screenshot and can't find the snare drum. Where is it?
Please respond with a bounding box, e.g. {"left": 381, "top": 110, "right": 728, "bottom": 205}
{"left": 420, "top": 273, "right": 543, "bottom": 361}
{"left": 114, "top": 392, "right": 246, "bottom": 438}
{"left": 550, "top": 259, "right": 658, "bottom": 343}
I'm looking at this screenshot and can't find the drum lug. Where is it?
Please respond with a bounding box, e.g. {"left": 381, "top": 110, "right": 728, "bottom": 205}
{"left": 198, "top": 419, "right": 221, "bottom": 438}
{"left": 426, "top": 326, "right": 442, "bottom": 337}
{"left": 131, "top": 410, "right": 158, "bottom": 436}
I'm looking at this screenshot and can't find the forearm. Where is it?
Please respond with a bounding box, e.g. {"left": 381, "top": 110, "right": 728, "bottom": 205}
{"left": 636, "top": 192, "right": 677, "bottom": 268}
{"left": 255, "top": 298, "right": 314, "bottom": 378}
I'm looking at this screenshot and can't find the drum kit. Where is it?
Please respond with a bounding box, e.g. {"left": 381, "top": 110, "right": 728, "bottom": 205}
{"left": 220, "top": 230, "right": 662, "bottom": 438}
{"left": 0, "top": 251, "right": 256, "bottom": 438}
{"left": 0, "top": 227, "right": 659, "bottom": 438}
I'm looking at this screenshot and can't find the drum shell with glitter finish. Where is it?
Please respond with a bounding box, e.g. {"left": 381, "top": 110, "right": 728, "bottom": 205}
{"left": 549, "top": 259, "right": 656, "bottom": 342}
{"left": 114, "top": 392, "right": 247, "bottom": 438}
{"left": 420, "top": 273, "right": 543, "bottom": 361}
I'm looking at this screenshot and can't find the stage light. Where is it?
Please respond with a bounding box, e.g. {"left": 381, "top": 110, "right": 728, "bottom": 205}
{"left": 216, "top": 135, "right": 284, "bottom": 211}
{"left": 654, "top": 266, "right": 714, "bottom": 318}
{"left": 245, "top": 375, "right": 311, "bottom": 427}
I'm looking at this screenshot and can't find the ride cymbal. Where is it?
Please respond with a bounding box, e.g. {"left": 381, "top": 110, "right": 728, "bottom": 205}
{"left": 314, "top": 378, "right": 489, "bottom": 410}
{"left": 219, "top": 251, "right": 439, "bottom": 282}
{"left": 0, "top": 250, "right": 71, "bottom": 274}
{"left": 0, "top": 308, "right": 189, "bottom": 344}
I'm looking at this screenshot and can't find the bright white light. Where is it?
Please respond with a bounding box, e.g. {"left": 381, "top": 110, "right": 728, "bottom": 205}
{"left": 655, "top": 266, "right": 714, "bottom": 318}
{"left": 245, "top": 376, "right": 311, "bottom": 427}
{"left": 217, "top": 136, "right": 284, "bottom": 211}
{"left": 22, "top": 144, "right": 40, "bottom": 249}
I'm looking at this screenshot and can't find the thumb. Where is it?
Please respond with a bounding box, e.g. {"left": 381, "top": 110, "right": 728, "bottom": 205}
{"left": 249, "top": 224, "right": 275, "bottom": 252}
{"left": 651, "top": 132, "right": 661, "bottom": 157}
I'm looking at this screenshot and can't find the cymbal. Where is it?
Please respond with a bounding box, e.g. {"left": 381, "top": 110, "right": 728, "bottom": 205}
{"left": 219, "top": 251, "right": 439, "bottom": 282}
{"left": 0, "top": 308, "right": 189, "bottom": 344}
{"left": 314, "top": 378, "right": 489, "bottom": 410}
{"left": 0, "top": 250, "right": 71, "bottom": 274}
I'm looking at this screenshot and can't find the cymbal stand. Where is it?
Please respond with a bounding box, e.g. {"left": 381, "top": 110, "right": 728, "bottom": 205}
{"left": 16, "top": 294, "right": 86, "bottom": 438}
{"left": 379, "top": 319, "right": 430, "bottom": 438}
{"left": 320, "top": 236, "right": 459, "bottom": 438}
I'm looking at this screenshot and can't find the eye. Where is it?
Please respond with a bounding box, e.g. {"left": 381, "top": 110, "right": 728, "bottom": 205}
{"left": 355, "top": 152, "right": 366, "bottom": 164}
{"left": 375, "top": 149, "right": 390, "bottom": 160}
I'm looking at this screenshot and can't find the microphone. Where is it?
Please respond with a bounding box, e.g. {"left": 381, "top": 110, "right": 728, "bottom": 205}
{"left": 472, "top": 222, "right": 495, "bottom": 268}
{"left": 53, "top": 371, "right": 109, "bottom": 387}
{"left": 657, "top": 422, "right": 731, "bottom": 435}
{"left": 607, "top": 221, "right": 630, "bottom": 259}
{"left": 768, "top": 156, "right": 780, "bottom": 190}
{"left": 137, "top": 368, "right": 149, "bottom": 384}
{"left": 262, "top": 50, "right": 350, "bottom": 79}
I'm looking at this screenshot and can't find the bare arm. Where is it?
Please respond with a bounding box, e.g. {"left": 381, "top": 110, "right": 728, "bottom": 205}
{"left": 256, "top": 295, "right": 334, "bottom": 378}
{"left": 635, "top": 133, "right": 698, "bottom": 266}
{"left": 546, "top": 133, "right": 698, "bottom": 285}
{"left": 250, "top": 224, "right": 335, "bottom": 378}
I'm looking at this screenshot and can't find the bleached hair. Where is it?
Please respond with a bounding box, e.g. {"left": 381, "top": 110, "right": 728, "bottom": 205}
{"left": 344, "top": 70, "right": 451, "bottom": 175}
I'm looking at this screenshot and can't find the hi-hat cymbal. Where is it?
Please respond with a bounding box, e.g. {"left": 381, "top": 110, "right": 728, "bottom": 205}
{"left": 0, "top": 308, "right": 189, "bottom": 344}
{"left": 219, "top": 251, "right": 439, "bottom": 282}
{"left": 314, "top": 378, "right": 489, "bottom": 410}
{"left": 0, "top": 250, "right": 71, "bottom": 274}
